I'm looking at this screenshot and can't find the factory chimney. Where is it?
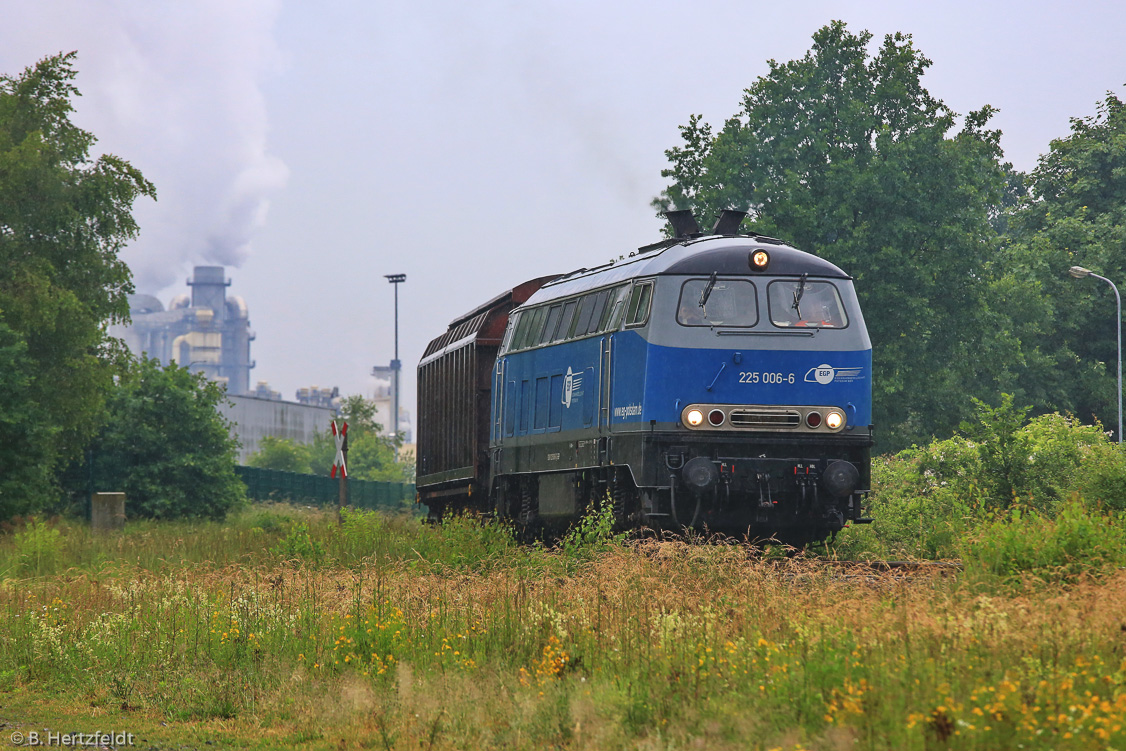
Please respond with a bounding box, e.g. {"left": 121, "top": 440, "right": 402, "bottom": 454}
{"left": 187, "top": 266, "right": 231, "bottom": 320}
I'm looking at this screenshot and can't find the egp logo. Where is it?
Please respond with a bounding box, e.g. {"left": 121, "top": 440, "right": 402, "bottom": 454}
{"left": 807, "top": 365, "right": 836, "bottom": 385}
{"left": 562, "top": 367, "right": 583, "bottom": 407}
{"left": 804, "top": 365, "right": 863, "bottom": 385}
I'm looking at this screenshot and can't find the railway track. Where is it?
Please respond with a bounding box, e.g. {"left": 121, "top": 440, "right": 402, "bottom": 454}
{"left": 817, "top": 559, "right": 962, "bottom": 572}
{"left": 759, "top": 556, "right": 963, "bottom": 585}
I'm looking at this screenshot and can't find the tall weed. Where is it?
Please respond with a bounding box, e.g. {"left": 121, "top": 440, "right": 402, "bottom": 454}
{"left": 11, "top": 519, "right": 64, "bottom": 576}
{"left": 961, "top": 498, "right": 1126, "bottom": 585}
{"left": 560, "top": 494, "right": 627, "bottom": 566}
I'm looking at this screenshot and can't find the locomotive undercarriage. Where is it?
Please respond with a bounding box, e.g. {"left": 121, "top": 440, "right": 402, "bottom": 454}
{"left": 487, "top": 431, "right": 873, "bottom": 545}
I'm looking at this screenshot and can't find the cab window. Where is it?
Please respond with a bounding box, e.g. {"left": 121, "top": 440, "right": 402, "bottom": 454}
{"left": 676, "top": 278, "right": 758, "bottom": 327}
{"left": 501, "top": 313, "right": 518, "bottom": 352}
{"left": 767, "top": 279, "right": 848, "bottom": 329}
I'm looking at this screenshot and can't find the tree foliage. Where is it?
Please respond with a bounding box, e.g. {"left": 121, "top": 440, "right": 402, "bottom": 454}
{"left": 88, "top": 357, "right": 245, "bottom": 520}
{"left": 247, "top": 436, "right": 313, "bottom": 474}
{"left": 0, "top": 53, "right": 155, "bottom": 516}
{"left": 655, "top": 22, "right": 1010, "bottom": 449}
{"left": 247, "top": 395, "right": 413, "bottom": 483}
{"left": 987, "top": 92, "right": 1126, "bottom": 431}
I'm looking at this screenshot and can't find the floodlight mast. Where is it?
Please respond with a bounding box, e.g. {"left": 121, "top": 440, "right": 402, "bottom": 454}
{"left": 384, "top": 274, "right": 406, "bottom": 458}
{"left": 1069, "top": 266, "right": 1122, "bottom": 443}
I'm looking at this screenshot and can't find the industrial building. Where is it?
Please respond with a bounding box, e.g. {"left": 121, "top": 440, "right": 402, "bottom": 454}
{"left": 112, "top": 266, "right": 255, "bottom": 395}
{"left": 112, "top": 266, "right": 363, "bottom": 464}
{"left": 370, "top": 373, "right": 413, "bottom": 442}
{"left": 222, "top": 394, "right": 336, "bottom": 463}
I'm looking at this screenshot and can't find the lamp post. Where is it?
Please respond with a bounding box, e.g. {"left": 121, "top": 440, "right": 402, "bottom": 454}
{"left": 1070, "top": 266, "right": 1122, "bottom": 443}
{"left": 385, "top": 273, "right": 406, "bottom": 458}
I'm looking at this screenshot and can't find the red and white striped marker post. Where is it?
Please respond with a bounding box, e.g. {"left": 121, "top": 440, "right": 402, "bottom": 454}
{"left": 331, "top": 420, "right": 348, "bottom": 523}
{"left": 331, "top": 420, "right": 348, "bottom": 478}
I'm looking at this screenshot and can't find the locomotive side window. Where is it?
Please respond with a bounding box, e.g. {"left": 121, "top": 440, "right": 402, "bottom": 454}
{"left": 554, "top": 299, "right": 578, "bottom": 342}
{"left": 676, "top": 279, "right": 758, "bottom": 327}
{"left": 625, "top": 281, "right": 654, "bottom": 328}
{"left": 504, "top": 380, "right": 516, "bottom": 436}
{"left": 601, "top": 284, "right": 631, "bottom": 332}
{"left": 569, "top": 294, "right": 594, "bottom": 339}
{"left": 539, "top": 304, "right": 564, "bottom": 345}
{"left": 508, "top": 283, "right": 649, "bottom": 351}
{"left": 534, "top": 376, "right": 549, "bottom": 430}
{"left": 767, "top": 280, "right": 849, "bottom": 329}
{"left": 511, "top": 308, "right": 540, "bottom": 350}
{"left": 524, "top": 306, "right": 548, "bottom": 346}
{"left": 519, "top": 379, "right": 531, "bottom": 432}
{"left": 583, "top": 289, "right": 611, "bottom": 336}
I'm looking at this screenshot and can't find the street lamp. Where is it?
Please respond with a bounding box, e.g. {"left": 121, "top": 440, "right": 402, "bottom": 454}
{"left": 384, "top": 273, "right": 406, "bottom": 458}
{"left": 1069, "top": 266, "right": 1122, "bottom": 443}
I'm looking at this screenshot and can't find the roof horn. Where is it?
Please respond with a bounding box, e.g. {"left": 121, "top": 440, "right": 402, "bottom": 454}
{"left": 711, "top": 209, "right": 748, "bottom": 235}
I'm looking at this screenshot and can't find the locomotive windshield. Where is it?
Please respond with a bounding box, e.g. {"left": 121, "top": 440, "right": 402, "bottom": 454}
{"left": 767, "top": 279, "right": 848, "bottom": 328}
{"left": 677, "top": 279, "right": 758, "bottom": 327}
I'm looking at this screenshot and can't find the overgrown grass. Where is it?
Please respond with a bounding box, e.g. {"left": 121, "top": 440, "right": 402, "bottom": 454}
{"left": 833, "top": 399, "right": 1126, "bottom": 564}
{"left": 2, "top": 503, "right": 1126, "bottom": 749}
{"left": 961, "top": 498, "right": 1126, "bottom": 586}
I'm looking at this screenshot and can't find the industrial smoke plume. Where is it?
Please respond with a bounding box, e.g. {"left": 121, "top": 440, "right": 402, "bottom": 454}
{"left": 0, "top": 0, "right": 288, "bottom": 294}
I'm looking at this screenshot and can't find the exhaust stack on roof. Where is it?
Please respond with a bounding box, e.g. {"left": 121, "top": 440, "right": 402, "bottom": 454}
{"left": 711, "top": 209, "right": 748, "bottom": 235}
{"left": 665, "top": 209, "right": 701, "bottom": 238}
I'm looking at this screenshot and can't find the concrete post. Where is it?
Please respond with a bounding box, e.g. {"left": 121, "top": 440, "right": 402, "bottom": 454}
{"left": 91, "top": 492, "right": 125, "bottom": 532}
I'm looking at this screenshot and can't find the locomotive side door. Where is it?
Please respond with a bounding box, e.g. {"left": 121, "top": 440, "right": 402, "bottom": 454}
{"left": 492, "top": 357, "right": 505, "bottom": 443}
{"left": 599, "top": 334, "right": 613, "bottom": 432}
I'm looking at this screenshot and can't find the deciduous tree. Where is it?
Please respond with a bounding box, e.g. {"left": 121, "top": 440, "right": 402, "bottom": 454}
{"left": 989, "top": 92, "right": 1126, "bottom": 434}
{"left": 655, "top": 22, "right": 1006, "bottom": 449}
{"left": 0, "top": 53, "right": 154, "bottom": 515}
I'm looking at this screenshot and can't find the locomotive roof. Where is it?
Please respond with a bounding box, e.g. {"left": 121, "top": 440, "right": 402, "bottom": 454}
{"left": 524, "top": 236, "right": 850, "bottom": 306}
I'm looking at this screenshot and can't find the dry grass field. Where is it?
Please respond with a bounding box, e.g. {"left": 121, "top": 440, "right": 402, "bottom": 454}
{"left": 1, "top": 504, "right": 1125, "bottom": 750}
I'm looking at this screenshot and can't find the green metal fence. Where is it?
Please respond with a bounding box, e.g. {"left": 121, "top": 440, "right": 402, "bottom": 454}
{"left": 235, "top": 466, "right": 417, "bottom": 513}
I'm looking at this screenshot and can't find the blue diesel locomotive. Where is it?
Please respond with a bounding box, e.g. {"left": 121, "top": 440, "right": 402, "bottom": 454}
{"left": 416, "top": 211, "right": 872, "bottom": 542}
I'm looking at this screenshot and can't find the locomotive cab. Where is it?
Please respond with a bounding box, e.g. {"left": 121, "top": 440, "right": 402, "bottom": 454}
{"left": 629, "top": 241, "right": 872, "bottom": 540}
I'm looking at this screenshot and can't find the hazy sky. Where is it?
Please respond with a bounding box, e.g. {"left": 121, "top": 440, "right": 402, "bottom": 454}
{"left": 2, "top": 0, "right": 1124, "bottom": 436}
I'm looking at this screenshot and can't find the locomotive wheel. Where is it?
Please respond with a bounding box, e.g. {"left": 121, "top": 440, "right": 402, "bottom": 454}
{"left": 609, "top": 471, "right": 639, "bottom": 528}
{"left": 513, "top": 478, "right": 543, "bottom": 541}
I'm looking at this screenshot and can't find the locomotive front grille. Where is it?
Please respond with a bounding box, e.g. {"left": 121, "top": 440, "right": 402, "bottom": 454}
{"left": 681, "top": 403, "right": 848, "bottom": 433}
{"left": 728, "top": 408, "right": 801, "bottom": 428}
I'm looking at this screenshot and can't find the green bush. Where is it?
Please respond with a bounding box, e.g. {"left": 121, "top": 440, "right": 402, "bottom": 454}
{"left": 413, "top": 513, "right": 520, "bottom": 573}
{"left": 837, "top": 395, "right": 1126, "bottom": 560}
{"left": 82, "top": 357, "right": 245, "bottom": 520}
{"left": 244, "top": 395, "right": 414, "bottom": 483}
{"left": 835, "top": 450, "right": 973, "bottom": 559}
{"left": 270, "top": 521, "right": 325, "bottom": 566}
{"left": 246, "top": 436, "right": 312, "bottom": 474}
{"left": 961, "top": 500, "right": 1126, "bottom": 584}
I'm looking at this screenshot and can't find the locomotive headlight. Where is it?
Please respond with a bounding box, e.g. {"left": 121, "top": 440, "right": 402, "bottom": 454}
{"left": 686, "top": 409, "right": 704, "bottom": 427}
{"left": 825, "top": 410, "right": 845, "bottom": 430}
{"left": 750, "top": 250, "right": 770, "bottom": 271}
